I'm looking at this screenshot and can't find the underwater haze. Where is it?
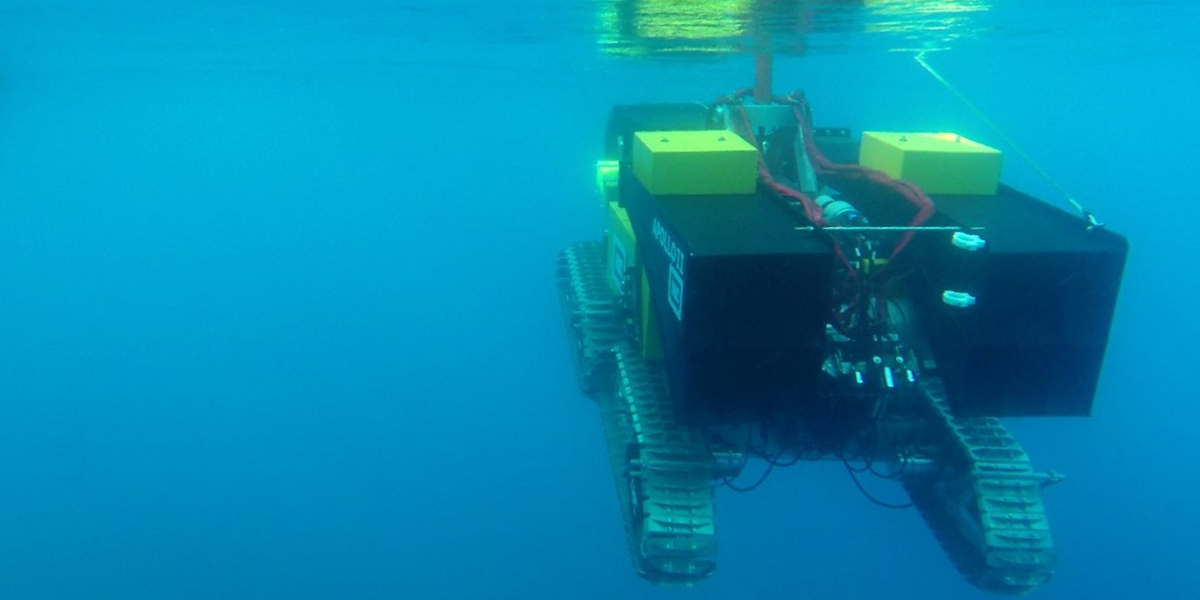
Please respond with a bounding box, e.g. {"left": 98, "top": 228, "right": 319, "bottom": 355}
{"left": 1, "top": 0, "right": 1197, "bottom": 598}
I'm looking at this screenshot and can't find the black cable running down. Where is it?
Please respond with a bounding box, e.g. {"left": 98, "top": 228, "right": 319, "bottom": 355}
{"left": 843, "top": 460, "right": 914, "bottom": 509}
{"left": 765, "top": 453, "right": 802, "bottom": 468}
{"left": 721, "top": 461, "right": 777, "bottom": 493}
{"left": 868, "top": 457, "right": 908, "bottom": 480}
{"left": 720, "top": 446, "right": 793, "bottom": 493}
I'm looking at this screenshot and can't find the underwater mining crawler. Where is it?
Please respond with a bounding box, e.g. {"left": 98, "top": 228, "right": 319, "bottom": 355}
{"left": 555, "top": 90, "right": 1127, "bottom": 595}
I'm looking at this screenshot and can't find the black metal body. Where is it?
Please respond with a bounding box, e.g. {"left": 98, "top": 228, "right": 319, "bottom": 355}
{"left": 621, "top": 174, "right": 834, "bottom": 425}
{"left": 606, "top": 104, "right": 1128, "bottom": 423}
{"left": 906, "top": 190, "right": 1128, "bottom": 417}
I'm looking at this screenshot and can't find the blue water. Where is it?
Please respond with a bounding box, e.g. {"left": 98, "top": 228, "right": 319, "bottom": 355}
{"left": 1, "top": 1, "right": 1197, "bottom": 598}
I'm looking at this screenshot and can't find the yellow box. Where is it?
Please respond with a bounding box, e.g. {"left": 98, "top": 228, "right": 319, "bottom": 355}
{"left": 606, "top": 201, "right": 637, "bottom": 295}
{"left": 859, "top": 132, "right": 1002, "bottom": 195}
{"left": 632, "top": 130, "right": 758, "bottom": 195}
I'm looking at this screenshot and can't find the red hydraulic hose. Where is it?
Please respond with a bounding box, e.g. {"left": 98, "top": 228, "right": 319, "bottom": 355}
{"left": 789, "top": 99, "right": 936, "bottom": 259}
{"left": 736, "top": 104, "right": 825, "bottom": 225}
{"left": 734, "top": 104, "right": 856, "bottom": 278}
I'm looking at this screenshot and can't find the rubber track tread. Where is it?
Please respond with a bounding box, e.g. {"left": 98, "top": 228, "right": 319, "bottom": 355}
{"left": 614, "top": 345, "right": 717, "bottom": 585}
{"left": 556, "top": 242, "right": 717, "bottom": 586}
{"left": 556, "top": 243, "right": 625, "bottom": 399}
{"left": 903, "top": 376, "right": 1057, "bottom": 595}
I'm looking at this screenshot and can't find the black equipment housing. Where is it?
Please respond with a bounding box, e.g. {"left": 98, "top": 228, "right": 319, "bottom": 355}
{"left": 606, "top": 104, "right": 1128, "bottom": 422}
